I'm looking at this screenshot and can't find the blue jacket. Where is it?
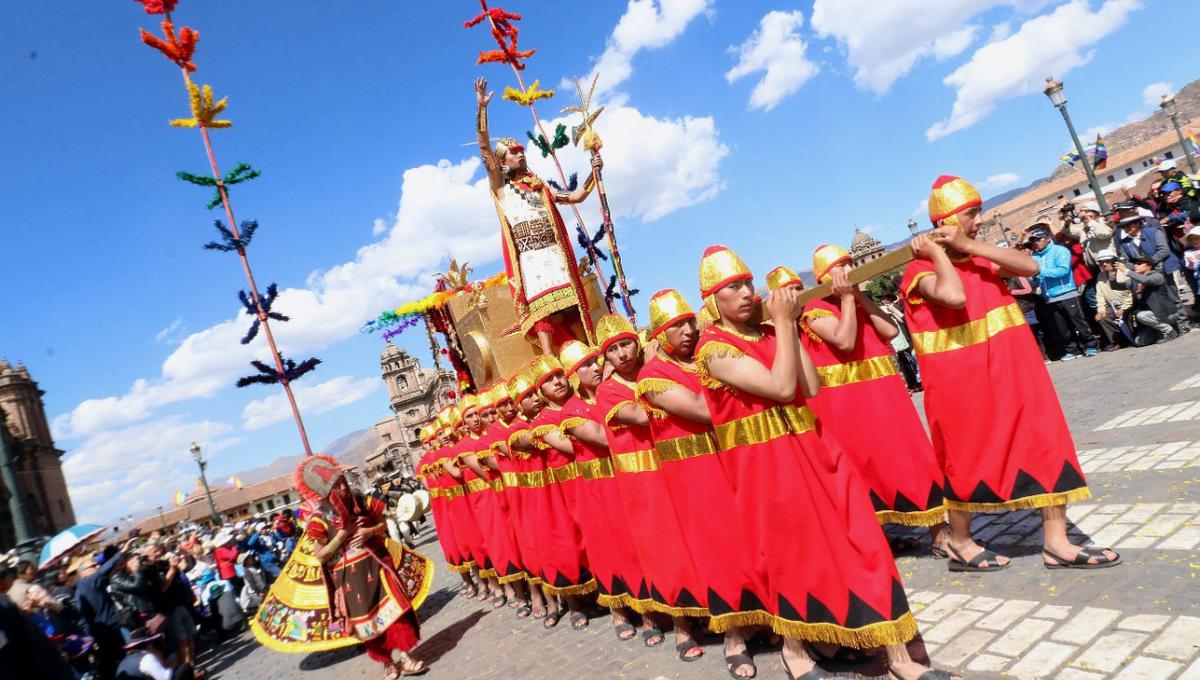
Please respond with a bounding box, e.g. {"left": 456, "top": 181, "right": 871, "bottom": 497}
{"left": 1118, "top": 219, "right": 1181, "bottom": 274}
{"left": 1031, "top": 241, "right": 1076, "bottom": 300}
{"left": 74, "top": 551, "right": 125, "bottom": 631}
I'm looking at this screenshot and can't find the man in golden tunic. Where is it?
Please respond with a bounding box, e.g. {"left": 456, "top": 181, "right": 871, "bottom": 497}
{"left": 475, "top": 77, "right": 601, "bottom": 355}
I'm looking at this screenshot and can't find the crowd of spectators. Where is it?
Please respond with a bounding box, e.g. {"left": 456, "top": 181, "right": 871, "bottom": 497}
{"left": 0, "top": 509, "right": 301, "bottom": 680}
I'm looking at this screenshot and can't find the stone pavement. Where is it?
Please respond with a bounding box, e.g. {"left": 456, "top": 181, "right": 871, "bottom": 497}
{"left": 200, "top": 333, "right": 1200, "bottom": 680}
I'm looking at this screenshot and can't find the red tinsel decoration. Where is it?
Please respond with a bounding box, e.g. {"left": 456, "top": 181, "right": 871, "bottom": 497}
{"left": 140, "top": 19, "right": 198, "bottom": 71}
{"left": 134, "top": 0, "right": 178, "bottom": 15}
{"left": 465, "top": 3, "right": 535, "bottom": 70}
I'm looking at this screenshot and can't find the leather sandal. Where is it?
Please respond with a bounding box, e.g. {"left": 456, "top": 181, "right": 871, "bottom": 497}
{"left": 947, "top": 544, "right": 1010, "bottom": 572}
{"left": 725, "top": 652, "right": 756, "bottom": 678}
{"left": 1043, "top": 546, "right": 1122, "bottom": 570}
{"left": 781, "top": 652, "right": 829, "bottom": 680}
{"left": 613, "top": 622, "right": 637, "bottom": 641}
{"left": 642, "top": 627, "right": 665, "bottom": 647}
{"left": 676, "top": 639, "right": 703, "bottom": 662}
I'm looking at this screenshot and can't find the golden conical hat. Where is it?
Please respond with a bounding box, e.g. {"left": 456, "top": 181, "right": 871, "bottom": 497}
{"left": 812, "top": 245, "right": 851, "bottom": 284}
{"left": 596, "top": 314, "right": 638, "bottom": 355}
{"left": 928, "top": 175, "right": 981, "bottom": 228}
{"left": 558, "top": 340, "right": 599, "bottom": 376}
{"left": 647, "top": 289, "right": 695, "bottom": 339}
{"left": 765, "top": 265, "right": 804, "bottom": 291}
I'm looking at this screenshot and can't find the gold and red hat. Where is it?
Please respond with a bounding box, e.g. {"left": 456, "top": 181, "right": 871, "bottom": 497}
{"left": 928, "top": 175, "right": 981, "bottom": 228}
{"left": 435, "top": 406, "right": 453, "bottom": 429}
{"left": 812, "top": 245, "right": 852, "bottom": 284}
{"left": 529, "top": 355, "right": 565, "bottom": 388}
{"left": 460, "top": 392, "right": 481, "bottom": 415}
{"left": 507, "top": 372, "right": 537, "bottom": 404}
{"left": 558, "top": 340, "right": 599, "bottom": 377}
{"left": 698, "top": 245, "right": 753, "bottom": 298}
{"left": 647, "top": 289, "right": 695, "bottom": 339}
{"left": 446, "top": 405, "right": 463, "bottom": 429}
{"left": 478, "top": 389, "right": 495, "bottom": 408}
{"left": 488, "top": 381, "right": 511, "bottom": 405}
{"left": 765, "top": 265, "right": 805, "bottom": 292}
{"left": 596, "top": 314, "right": 639, "bottom": 355}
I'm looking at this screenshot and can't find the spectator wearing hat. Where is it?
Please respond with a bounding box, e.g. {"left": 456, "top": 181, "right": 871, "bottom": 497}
{"left": 1094, "top": 250, "right": 1134, "bottom": 349}
{"left": 115, "top": 626, "right": 194, "bottom": 680}
{"left": 1155, "top": 158, "right": 1197, "bottom": 200}
{"left": 210, "top": 531, "right": 241, "bottom": 595}
{"left": 1028, "top": 224, "right": 1099, "bottom": 360}
{"left": 75, "top": 541, "right": 137, "bottom": 680}
{"left": 1115, "top": 200, "right": 1188, "bottom": 326}
{"left": 1123, "top": 256, "right": 1179, "bottom": 344}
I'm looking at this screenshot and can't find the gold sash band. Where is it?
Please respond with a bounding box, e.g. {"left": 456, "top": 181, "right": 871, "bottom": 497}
{"left": 911, "top": 302, "right": 1025, "bottom": 356}
{"left": 654, "top": 431, "right": 719, "bottom": 463}
{"left": 576, "top": 457, "right": 614, "bottom": 480}
{"left": 612, "top": 449, "right": 660, "bottom": 474}
{"left": 816, "top": 355, "right": 898, "bottom": 389}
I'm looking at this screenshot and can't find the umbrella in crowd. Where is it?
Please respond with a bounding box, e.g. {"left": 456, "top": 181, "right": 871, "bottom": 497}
{"left": 37, "top": 523, "right": 107, "bottom": 569}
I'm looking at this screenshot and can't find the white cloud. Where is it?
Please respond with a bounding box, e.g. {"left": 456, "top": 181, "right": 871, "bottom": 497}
{"left": 241, "top": 375, "right": 380, "bottom": 431}
{"left": 1084, "top": 122, "right": 1117, "bottom": 139}
{"left": 62, "top": 417, "right": 236, "bottom": 523}
{"left": 532, "top": 104, "right": 728, "bottom": 223}
{"left": 811, "top": 0, "right": 1001, "bottom": 93}
{"left": 911, "top": 198, "right": 930, "bottom": 220}
{"left": 724, "top": 10, "right": 819, "bottom": 111}
{"left": 153, "top": 318, "right": 187, "bottom": 345}
{"left": 1141, "top": 82, "right": 1173, "bottom": 110}
{"left": 981, "top": 172, "right": 1022, "bottom": 190}
{"left": 926, "top": 0, "right": 1142, "bottom": 141}
{"left": 580, "top": 0, "right": 713, "bottom": 95}
{"left": 371, "top": 217, "right": 387, "bottom": 236}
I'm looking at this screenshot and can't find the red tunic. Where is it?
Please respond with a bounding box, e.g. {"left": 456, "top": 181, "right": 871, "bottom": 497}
{"left": 595, "top": 375, "right": 708, "bottom": 618}
{"left": 901, "top": 256, "right": 1090, "bottom": 511}
{"left": 501, "top": 417, "right": 545, "bottom": 585}
{"left": 527, "top": 405, "right": 595, "bottom": 597}
{"left": 439, "top": 438, "right": 491, "bottom": 577}
{"left": 696, "top": 324, "right": 914, "bottom": 647}
{"left": 559, "top": 395, "right": 645, "bottom": 610}
{"left": 800, "top": 298, "right": 945, "bottom": 526}
{"left": 417, "top": 450, "right": 469, "bottom": 573}
{"left": 637, "top": 356, "right": 769, "bottom": 629}
{"left": 458, "top": 431, "right": 525, "bottom": 584}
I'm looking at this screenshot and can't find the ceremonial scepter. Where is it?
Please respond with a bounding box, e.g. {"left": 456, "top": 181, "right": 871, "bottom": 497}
{"left": 563, "top": 75, "right": 638, "bottom": 322}
{"left": 132, "top": 0, "right": 317, "bottom": 457}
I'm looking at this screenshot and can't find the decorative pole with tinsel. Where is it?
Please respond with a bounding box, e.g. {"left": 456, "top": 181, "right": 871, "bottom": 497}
{"left": 133, "top": 0, "right": 317, "bottom": 456}
{"left": 465, "top": 0, "right": 635, "bottom": 320}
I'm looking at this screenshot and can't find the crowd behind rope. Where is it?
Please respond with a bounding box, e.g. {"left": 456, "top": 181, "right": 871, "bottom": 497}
{"left": 0, "top": 509, "right": 303, "bottom": 679}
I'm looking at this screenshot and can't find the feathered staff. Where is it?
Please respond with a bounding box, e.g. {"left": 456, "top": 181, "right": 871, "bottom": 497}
{"left": 464, "top": 0, "right": 622, "bottom": 317}
{"left": 132, "top": 0, "right": 317, "bottom": 456}
{"left": 563, "top": 74, "right": 637, "bottom": 318}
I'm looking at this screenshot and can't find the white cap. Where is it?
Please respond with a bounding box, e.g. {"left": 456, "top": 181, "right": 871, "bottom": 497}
{"left": 1186, "top": 226, "right": 1200, "bottom": 239}
{"left": 1136, "top": 207, "right": 1154, "bottom": 218}
{"left": 1095, "top": 249, "right": 1118, "bottom": 261}
{"left": 1158, "top": 159, "right": 1177, "bottom": 172}
{"left": 1080, "top": 201, "right": 1100, "bottom": 213}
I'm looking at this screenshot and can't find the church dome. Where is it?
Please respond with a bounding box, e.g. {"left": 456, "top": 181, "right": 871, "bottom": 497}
{"left": 850, "top": 229, "right": 879, "bottom": 250}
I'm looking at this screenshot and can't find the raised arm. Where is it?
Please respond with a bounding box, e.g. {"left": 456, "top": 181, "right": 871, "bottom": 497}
{"left": 912, "top": 233, "right": 967, "bottom": 309}
{"left": 935, "top": 224, "right": 1038, "bottom": 278}
{"left": 706, "top": 289, "right": 803, "bottom": 403}
{"left": 647, "top": 384, "right": 711, "bottom": 424}
{"left": 807, "top": 269, "right": 860, "bottom": 353}
{"left": 555, "top": 156, "right": 601, "bottom": 204}
{"left": 474, "top": 77, "right": 503, "bottom": 192}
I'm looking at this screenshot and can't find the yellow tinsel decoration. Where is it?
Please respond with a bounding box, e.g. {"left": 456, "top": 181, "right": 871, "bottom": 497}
{"left": 391, "top": 273, "right": 510, "bottom": 318}
{"left": 170, "top": 80, "right": 232, "bottom": 129}
{"left": 502, "top": 80, "right": 555, "bottom": 107}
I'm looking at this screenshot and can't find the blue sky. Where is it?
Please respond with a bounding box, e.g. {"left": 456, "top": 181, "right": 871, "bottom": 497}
{"left": 3, "top": 0, "right": 1194, "bottom": 523}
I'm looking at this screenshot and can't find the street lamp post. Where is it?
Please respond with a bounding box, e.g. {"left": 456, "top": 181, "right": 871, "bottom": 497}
{"left": 907, "top": 218, "right": 919, "bottom": 236}
{"left": 0, "top": 418, "right": 39, "bottom": 561}
{"left": 992, "top": 211, "right": 1011, "bottom": 244}
{"left": 156, "top": 505, "right": 168, "bottom": 533}
{"left": 1160, "top": 93, "right": 1198, "bottom": 174}
{"left": 189, "top": 442, "right": 223, "bottom": 526}
{"left": 1043, "top": 77, "right": 1110, "bottom": 217}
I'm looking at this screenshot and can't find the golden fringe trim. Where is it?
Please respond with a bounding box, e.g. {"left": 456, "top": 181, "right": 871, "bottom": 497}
{"left": 637, "top": 600, "right": 711, "bottom": 619}
{"left": 694, "top": 341, "right": 745, "bottom": 392}
{"left": 876, "top": 505, "right": 947, "bottom": 527}
{"left": 447, "top": 561, "right": 475, "bottom": 575}
{"left": 604, "top": 400, "right": 636, "bottom": 426}
{"left": 497, "top": 571, "right": 528, "bottom": 585}
{"left": 477, "top": 567, "right": 497, "bottom": 580}
{"left": 530, "top": 423, "right": 557, "bottom": 438}
{"left": 946, "top": 486, "right": 1091, "bottom": 513}
{"left": 635, "top": 377, "right": 682, "bottom": 399}
{"left": 799, "top": 308, "right": 833, "bottom": 342}
{"left": 526, "top": 575, "right": 545, "bottom": 586}
{"left": 596, "top": 592, "right": 633, "bottom": 609}
{"left": 905, "top": 271, "right": 932, "bottom": 305}
{"left": 541, "top": 578, "right": 598, "bottom": 597}
{"left": 559, "top": 416, "right": 587, "bottom": 432}
{"left": 710, "top": 610, "right": 918, "bottom": 649}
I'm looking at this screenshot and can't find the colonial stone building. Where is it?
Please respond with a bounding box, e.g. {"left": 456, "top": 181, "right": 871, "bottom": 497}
{"left": 0, "top": 359, "right": 76, "bottom": 551}
{"left": 366, "top": 343, "right": 456, "bottom": 479}
{"left": 850, "top": 229, "right": 885, "bottom": 266}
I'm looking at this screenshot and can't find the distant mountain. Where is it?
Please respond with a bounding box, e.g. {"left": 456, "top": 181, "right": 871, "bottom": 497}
{"left": 982, "top": 178, "right": 1046, "bottom": 211}
{"left": 235, "top": 426, "right": 381, "bottom": 485}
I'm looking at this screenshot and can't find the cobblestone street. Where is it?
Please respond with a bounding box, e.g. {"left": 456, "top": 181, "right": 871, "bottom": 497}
{"left": 202, "top": 334, "right": 1200, "bottom": 680}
